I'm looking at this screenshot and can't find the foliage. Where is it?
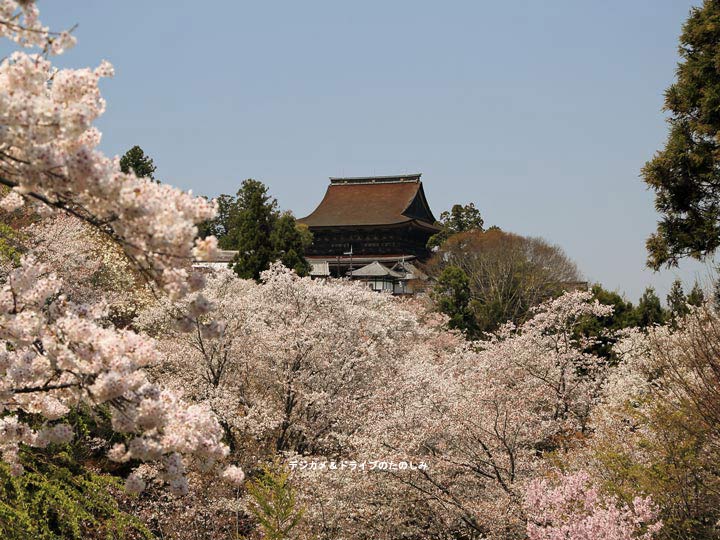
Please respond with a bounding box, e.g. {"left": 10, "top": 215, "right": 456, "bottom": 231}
{"left": 524, "top": 472, "right": 662, "bottom": 540}
{"left": 589, "top": 402, "right": 718, "bottom": 539}
{"left": 21, "top": 213, "right": 155, "bottom": 327}
{"left": 427, "top": 202, "right": 484, "bottom": 249}
{"left": 0, "top": 257, "right": 228, "bottom": 494}
{"left": 428, "top": 228, "right": 582, "bottom": 333}
{"left": 120, "top": 468, "right": 251, "bottom": 540}
{"left": 299, "top": 291, "right": 612, "bottom": 539}
{"left": 431, "top": 264, "right": 478, "bottom": 337}
{"left": 0, "top": 0, "right": 239, "bottom": 494}
{"left": 576, "top": 308, "right": 720, "bottom": 540}
{"left": 642, "top": 0, "right": 720, "bottom": 269}
{"left": 244, "top": 461, "right": 304, "bottom": 540}
{"left": 138, "top": 263, "right": 717, "bottom": 540}
{"left": 0, "top": 448, "right": 152, "bottom": 540}
{"left": 0, "top": 220, "right": 22, "bottom": 265}
{"left": 139, "top": 265, "right": 463, "bottom": 539}
{"left": 119, "top": 146, "right": 158, "bottom": 183}
{"left": 666, "top": 279, "right": 690, "bottom": 324}
{"left": 198, "top": 193, "right": 236, "bottom": 240}
{"left": 576, "top": 284, "right": 638, "bottom": 361}
{"left": 270, "top": 212, "right": 312, "bottom": 277}
{"left": 666, "top": 279, "right": 705, "bottom": 327}
{"left": 3, "top": 2, "right": 719, "bottom": 538}
{"left": 635, "top": 287, "right": 667, "bottom": 328}
{"left": 214, "top": 180, "right": 311, "bottom": 279}
{"left": 139, "top": 265, "right": 436, "bottom": 459}
{"left": 686, "top": 282, "right": 705, "bottom": 307}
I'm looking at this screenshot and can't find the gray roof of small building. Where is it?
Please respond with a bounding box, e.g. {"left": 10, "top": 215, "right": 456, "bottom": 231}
{"left": 392, "top": 261, "right": 428, "bottom": 280}
{"left": 348, "top": 261, "right": 405, "bottom": 278}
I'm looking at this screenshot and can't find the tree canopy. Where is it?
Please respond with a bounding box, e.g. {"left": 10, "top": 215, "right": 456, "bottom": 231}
{"left": 204, "top": 179, "right": 312, "bottom": 279}
{"left": 427, "top": 202, "right": 485, "bottom": 249}
{"left": 119, "top": 145, "right": 158, "bottom": 182}
{"left": 431, "top": 265, "right": 479, "bottom": 337}
{"left": 643, "top": 0, "right": 720, "bottom": 269}
{"left": 636, "top": 287, "right": 667, "bottom": 328}
{"left": 428, "top": 228, "right": 582, "bottom": 333}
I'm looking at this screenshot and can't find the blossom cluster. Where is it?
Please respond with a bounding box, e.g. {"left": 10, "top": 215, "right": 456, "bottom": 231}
{"left": 0, "top": 0, "right": 76, "bottom": 52}
{"left": 524, "top": 472, "right": 662, "bottom": 540}
{"left": 140, "top": 264, "right": 425, "bottom": 461}
{"left": 0, "top": 258, "right": 230, "bottom": 486}
{"left": 0, "top": 3, "right": 216, "bottom": 298}
{"left": 138, "top": 265, "right": 667, "bottom": 539}
{"left": 0, "top": 1, "right": 240, "bottom": 492}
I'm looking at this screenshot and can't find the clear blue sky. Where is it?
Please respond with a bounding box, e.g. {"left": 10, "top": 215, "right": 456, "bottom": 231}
{"left": 31, "top": 0, "right": 716, "bottom": 303}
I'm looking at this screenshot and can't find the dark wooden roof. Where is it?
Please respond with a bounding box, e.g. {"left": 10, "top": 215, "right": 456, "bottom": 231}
{"left": 299, "top": 174, "right": 439, "bottom": 229}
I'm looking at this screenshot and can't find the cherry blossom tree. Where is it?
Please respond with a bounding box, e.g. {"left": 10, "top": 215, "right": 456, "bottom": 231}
{"left": 524, "top": 471, "right": 662, "bottom": 540}
{"left": 293, "top": 291, "right": 614, "bottom": 539}
{"left": 14, "top": 212, "right": 155, "bottom": 325}
{"left": 141, "top": 278, "right": 617, "bottom": 539}
{"left": 134, "top": 266, "right": 683, "bottom": 540}
{"left": 140, "top": 264, "right": 439, "bottom": 459}
{"left": 136, "top": 265, "right": 463, "bottom": 538}
{"left": 0, "top": 2, "right": 696, "bottom": 538}
{"left": 575, "top": 307, "right": 720, "bottom": 539}
{"left": 0, "top": 0, "right": 240, "bottom": 493}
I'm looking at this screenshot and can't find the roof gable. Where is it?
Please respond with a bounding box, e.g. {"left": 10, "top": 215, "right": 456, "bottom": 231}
{"left": 401, "top": 183, "right": 436, "bottom": 223}
{"left": 349, "top": 261, "right": 404, "bottom": 278}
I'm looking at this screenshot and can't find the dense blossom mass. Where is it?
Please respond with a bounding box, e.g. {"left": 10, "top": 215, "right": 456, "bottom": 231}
{"left": 524, "top": 472, "right": 662, "bottom": 540}
{"left": 0, "top": 0, "right": 238, "bottom": 492}
{"left": 141, "top": 268, "right": 668, "bottom": 539}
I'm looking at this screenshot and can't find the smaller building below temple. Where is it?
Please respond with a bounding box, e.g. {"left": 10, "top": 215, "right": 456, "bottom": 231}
{"left": 309, "top": 258, "right": 429, "bottom": 295}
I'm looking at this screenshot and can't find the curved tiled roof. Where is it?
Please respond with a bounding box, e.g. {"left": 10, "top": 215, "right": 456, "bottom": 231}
{"left": 298, "top": 175, "right": 438, "bottom": 228}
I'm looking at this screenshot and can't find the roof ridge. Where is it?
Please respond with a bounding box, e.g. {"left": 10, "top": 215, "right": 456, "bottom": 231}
{"left": 329, "top": 174, "right": 421, "bottom": 185}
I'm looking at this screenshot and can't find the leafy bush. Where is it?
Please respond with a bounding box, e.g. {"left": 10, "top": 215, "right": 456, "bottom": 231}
{"left": 0, "top": 448, "right": 152, "bottom": 540}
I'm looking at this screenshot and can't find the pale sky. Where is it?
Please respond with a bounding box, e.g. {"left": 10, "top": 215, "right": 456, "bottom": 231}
{"left": 18, "top": 0, "right": 717, "bottom": 303}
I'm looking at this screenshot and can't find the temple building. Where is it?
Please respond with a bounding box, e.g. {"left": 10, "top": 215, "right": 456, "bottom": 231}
{"left": 298, "top": 174, "right": 438, "bottom": 293}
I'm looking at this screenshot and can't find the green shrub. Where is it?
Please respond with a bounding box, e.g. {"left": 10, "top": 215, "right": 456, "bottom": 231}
{"left": 0, "top": 447, "right": 152, "bottom": 539}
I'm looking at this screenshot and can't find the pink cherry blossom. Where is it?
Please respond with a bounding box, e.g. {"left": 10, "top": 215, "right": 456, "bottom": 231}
{"left": 524, "top": 471, "right": 662, "bottom": 540}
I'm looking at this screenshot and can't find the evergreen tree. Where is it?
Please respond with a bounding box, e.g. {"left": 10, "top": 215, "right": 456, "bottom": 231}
{"left": 443, "top": 202, "right": 485, "bottom": 233}
{"left": 244, "top": 460, "right": 305, "bottom": 540}
{"left": 227, "top": 179, "right": 278, "bottom": 280}
{"left": 577, "top": 284, "right": 638, "bottom": 361}
{"left": 270, "top": 212, "right": 312, "bottom": 276}
{"left": 643, "top": 1, "right": 720, "bottom": 269}
{"left": 197, "top": 193, "right": 236, "bottom": 244}
{"left": 590, "top": 285, "right": 638, "bottom": 329}
{"left": 667, "top": 279, "right": 690, "bottom": 324}
{"left": 432, "top": 265, "right": 479, "bottom": 338}
{"left": 119, "top": 145, "right": 158, "bottom": 182}
{"left": 427, "top": 202, "right": 485, "bottom": 249}
{"left": 635, "top": 287, "right": 667, "bottom": 328}
{"left": 0, "top": 406, "right": 152, "bottom": 539}
{"left": 220, "top": 180, "right": 312, "bottom": 280}
{"left": 687, "top": 281, "right": 706, "bottom": 307}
